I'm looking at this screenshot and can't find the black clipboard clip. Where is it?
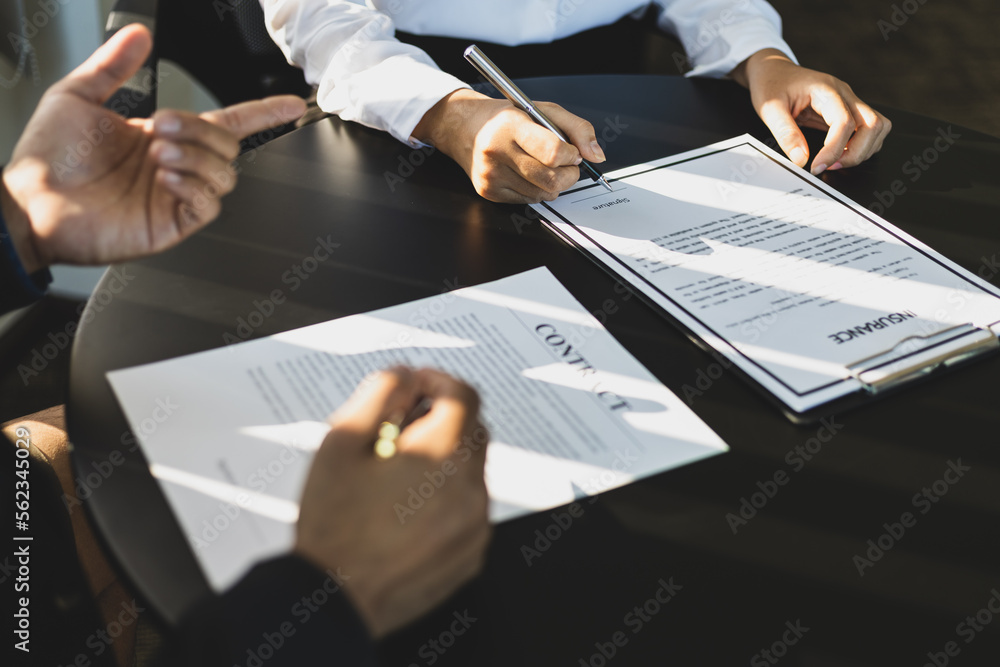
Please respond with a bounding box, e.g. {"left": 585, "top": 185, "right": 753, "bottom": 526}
{"left": 847, "top": 323, "right": 999, "bottom": 395}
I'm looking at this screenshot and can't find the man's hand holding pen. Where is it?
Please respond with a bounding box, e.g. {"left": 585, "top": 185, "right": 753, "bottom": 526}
{"left": 294, "top": 367, "right": 492, "bottom": 638}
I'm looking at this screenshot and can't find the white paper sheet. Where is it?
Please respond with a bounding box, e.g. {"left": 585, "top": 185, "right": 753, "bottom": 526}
{"left": 107, "top": 267, "right": 728, "bottom": 591}
{"left": 534, "top": 136, "right": 1000, "bottom": 414}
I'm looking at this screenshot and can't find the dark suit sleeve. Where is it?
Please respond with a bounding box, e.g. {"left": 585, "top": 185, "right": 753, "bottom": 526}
{"left": 0, "top": 171, "right": 52, "bottom": 314}
{"left": 157, "top": 554, "right": 379, "bottom": 666}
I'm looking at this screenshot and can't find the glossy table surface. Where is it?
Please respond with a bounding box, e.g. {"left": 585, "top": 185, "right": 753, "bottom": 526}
{"left": 69, "top": 75, "right": 1000, "bottom": 665}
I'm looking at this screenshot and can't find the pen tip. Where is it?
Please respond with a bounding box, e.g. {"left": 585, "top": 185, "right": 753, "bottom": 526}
{"left": 601, "top": 176, "right": 614, "bottom": 192}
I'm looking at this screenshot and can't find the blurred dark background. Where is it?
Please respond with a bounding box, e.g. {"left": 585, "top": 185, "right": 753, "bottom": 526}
{"left": 771, "top": 0, "right": 1000, "bottom": 138}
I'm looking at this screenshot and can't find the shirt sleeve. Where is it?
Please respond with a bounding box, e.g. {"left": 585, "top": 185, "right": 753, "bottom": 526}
{"left": 655, "top": 0, "right": 798, "bottom": 78}
{"left": 260, "top": 0, "right": 471, "bottom": 147}
{"left": 0, "top": 170, "right": 52, "bottom": 315}
{"left": 157, "top": 554, "right": 378, "bottom": 666}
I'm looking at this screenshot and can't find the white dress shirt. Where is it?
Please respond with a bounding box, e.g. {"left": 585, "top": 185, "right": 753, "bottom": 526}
{"left": 260, "top": 1, "right": 796, "bottom": 146}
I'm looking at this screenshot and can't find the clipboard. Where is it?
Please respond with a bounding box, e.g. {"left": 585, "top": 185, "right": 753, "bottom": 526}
{"left": 793, "top": 323, "right": 999, "bottom": 423}
{"left": 533, "top": 135, "right": 1000, "bottom": 423}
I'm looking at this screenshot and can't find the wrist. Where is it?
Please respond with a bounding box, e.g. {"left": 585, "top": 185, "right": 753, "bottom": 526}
{"left": 730, "top": 48, "right": 795, "bottom": 89}
{"left": 412, "top": 88, "right": 494, "bottom": 159}
{"left": 0, "top": 168, "right": 43, "bottom": 275}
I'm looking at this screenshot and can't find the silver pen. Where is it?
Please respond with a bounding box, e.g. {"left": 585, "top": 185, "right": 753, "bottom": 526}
{"left": 464, "top": 44, "right": 614, "bottom": 193}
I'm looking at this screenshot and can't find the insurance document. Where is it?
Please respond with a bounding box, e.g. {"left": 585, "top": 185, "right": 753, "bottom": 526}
{"left": 534, "top": 135, "right": 1000, "bottom": 415}
{"left": 107, "top": 267, "right": 727, "bottom": 591}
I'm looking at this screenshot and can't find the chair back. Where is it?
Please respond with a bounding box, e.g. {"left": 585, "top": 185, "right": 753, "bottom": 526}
{"left": 104, "top": 0, "right": 309, "bottom": 119}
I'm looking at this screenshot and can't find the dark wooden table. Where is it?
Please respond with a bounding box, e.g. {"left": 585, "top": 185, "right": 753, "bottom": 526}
{"left": 69, "top": 75, "right": 1000, "bottom": 666}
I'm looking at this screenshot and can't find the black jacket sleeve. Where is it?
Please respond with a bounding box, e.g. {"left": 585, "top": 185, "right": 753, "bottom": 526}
{"left": 155, "top": 554, "right": 379, "bottom": 666}
{"left": 0, "top": 171, "right": 52, "bottom": 314}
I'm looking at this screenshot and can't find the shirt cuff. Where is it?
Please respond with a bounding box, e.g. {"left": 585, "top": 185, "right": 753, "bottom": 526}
{"left": 317, "top": 56, "right": 471, "bottom": 147}
{"left": 686, "top": 19, "right": 798, "bottom": 79}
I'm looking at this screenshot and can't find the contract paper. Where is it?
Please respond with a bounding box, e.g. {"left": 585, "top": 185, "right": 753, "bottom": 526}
{"left": 534, "top": 135, "right": 1000, "bottom": 414}
{"left": 107, "top": 267, "right": 728, "bottom": 591}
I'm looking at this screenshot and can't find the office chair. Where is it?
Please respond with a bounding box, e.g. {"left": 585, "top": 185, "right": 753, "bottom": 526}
{"left": 0, "top": 0, "right": 41, "bottom": 90}
{"left": 104, "top": 0, "right": 311, "bottom": 120}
